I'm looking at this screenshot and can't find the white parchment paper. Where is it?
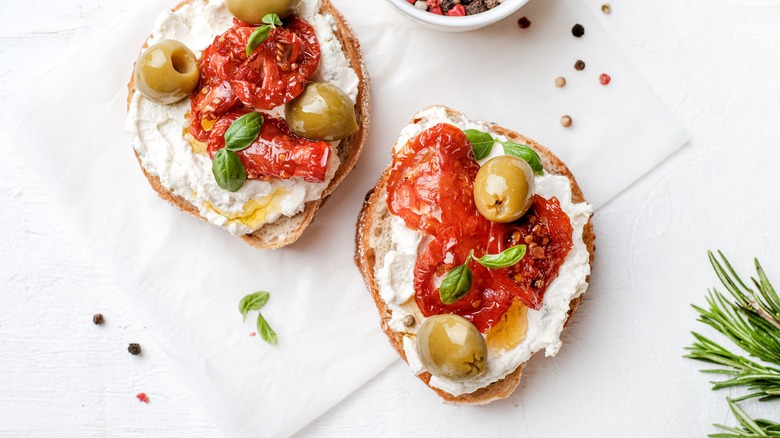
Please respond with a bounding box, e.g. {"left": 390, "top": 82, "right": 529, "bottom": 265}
{"left": 0, "top": 0, "right": 687, "bottom": 436}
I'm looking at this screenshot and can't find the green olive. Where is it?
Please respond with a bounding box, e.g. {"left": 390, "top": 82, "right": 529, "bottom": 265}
{"left": 134, "top": 40, "right": 199, "bottom": 105}
{"left": 284, "top": 82, "right": 358, "bottom": 141}
{"left": 473, "top": 155, "right": 535, "bottom": 223}
{"left": 416, "top": 314, "right": 487, "bottom": 381}
{"left": 225, "top": 0, "right": 294, "bottom": 24}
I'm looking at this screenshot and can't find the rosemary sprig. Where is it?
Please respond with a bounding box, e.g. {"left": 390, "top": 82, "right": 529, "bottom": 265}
{"left": 709, "top": 399, "right": 780, "bottom": 437}
{"left": 685, "top": 251, "right": 780, "bottom": 435}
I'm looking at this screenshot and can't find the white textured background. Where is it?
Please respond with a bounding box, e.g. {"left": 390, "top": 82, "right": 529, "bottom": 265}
{"left": 1, "top": 0, "right": 779, "bottom": 436}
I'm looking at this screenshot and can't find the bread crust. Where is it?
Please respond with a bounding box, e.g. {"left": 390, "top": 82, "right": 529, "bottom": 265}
{"left": 355, "top": 106, "right": 596, "bottom": 404}
{"left": 127, "top": 0, "right": 370, "bottom": 249}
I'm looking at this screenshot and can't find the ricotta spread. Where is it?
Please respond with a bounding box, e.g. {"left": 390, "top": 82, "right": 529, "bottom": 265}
{"left": 126, "top": 0, "right": 359, "bottom": 235}
{"left": 373, "top": 106, "right": 593, "bottom": 396}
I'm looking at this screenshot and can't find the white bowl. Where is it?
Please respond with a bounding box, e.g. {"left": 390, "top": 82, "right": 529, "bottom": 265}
{"left": 385, "top": 0, "right": 530, "bottom": 32}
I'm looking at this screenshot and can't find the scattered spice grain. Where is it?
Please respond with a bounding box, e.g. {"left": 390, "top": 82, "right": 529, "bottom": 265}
{"left": 128, "top": 343, "right": 142, "bottom": 355}
{"left": 517, "top": 17, "right": 531, "bottom": 29}
{"left": 92, "top": 314, "right": 104, "bottom": 325}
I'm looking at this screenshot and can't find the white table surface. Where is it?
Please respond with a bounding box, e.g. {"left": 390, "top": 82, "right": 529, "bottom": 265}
{"left": 2, "top": 0, "right": 779, "bottom": 436}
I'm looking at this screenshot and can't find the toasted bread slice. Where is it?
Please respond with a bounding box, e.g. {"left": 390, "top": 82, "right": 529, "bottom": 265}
{"left": 355, "top": 106, "right": 596, "bottom": 404}
{"left": 127, "top": 0, "right": 370, "bottom": 249}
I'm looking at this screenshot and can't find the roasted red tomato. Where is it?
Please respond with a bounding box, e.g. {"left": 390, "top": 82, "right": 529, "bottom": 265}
{"left": 188, "top": 16, "right": 325, "bottom": 182}
{"left": 414, "top": 217, "right": 514, "bottom": 332}
{"left": 193, "top": 16, "right": 319, "bottom": 116}
{"left": 386, "top": 124, "right": 481, "bottom": 235}
{"left": 208, "top": 111, "right": 330, "bottom": 182}
{"left": 488, "top": 196, "right": 574, "bottom": 310}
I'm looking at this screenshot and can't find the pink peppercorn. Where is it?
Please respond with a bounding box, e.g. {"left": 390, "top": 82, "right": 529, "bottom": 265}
{"left": 447, "top": 4, "right": 466, "bottom": 15}
{"left": 406, "top": 0, "right": 415, "bottom": 4}
{"left": 426, "top": 0, "right": 440, "bottom": 7}
{"left": 600, "top": 73, "right": 611, "bottom": 85}
{"left": 429, "top": 6, "right": 443, "bottom": 14}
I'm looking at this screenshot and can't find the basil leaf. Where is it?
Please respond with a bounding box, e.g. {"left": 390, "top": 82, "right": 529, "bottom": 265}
{"left": 464, "top": 129, "right": 495, "bottom": 161}
{"left": 477, "top": 245, "right": 527, "bottom": 269}
{"left": 440, "top": 255, "right": 474, "bottom": 305}
{"left": 225, "top": 112, "right": 263, "bottom": 151}
{"left": 246, "top": 25, "right": 271, "bottom": 57}
{"left": 212, "top": 148, "right": 247, "bottom": 192}
{"left": 239, "top": 291, "right": 270, "bottom": 323}
{"left": 262, "top": 13, "right": 282, "bottom": 27}
{"left": 257, "top": 313, "right": 278, "bottom": 345}
{"left": 502, "top": 141, "right": 544, "bottom": 175}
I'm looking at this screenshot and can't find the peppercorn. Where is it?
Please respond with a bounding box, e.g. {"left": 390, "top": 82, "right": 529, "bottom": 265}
{"left": 572, "top": 24, "right": 585, "bottom": 38}
{"left": 555, "top": 76, "right": 566, "bottom": 88}
{"left": 92, "top": 313, "right": 104, "bottom": 325}
{"left": 574, "top": 60, "right": 586, "bottom": 71}
{"left": 403, "top": 315, "right": 416, "bottom": 328}
{"left": 601, "top": 3, "right": 611, "bottom": 14}
{"left": 600, "top": 73, "right": 612, "bottom": 85}
{"left": 560, "top": 115, "right": 573, "bottom": 127}
{"left": 128, "top": 343, "right": 142, "bottom": 355}
{"left": 517, "top": 16, "right": 531, "bottom": 29}
{"left": 465, "top": 0, "right": 487, "bottom": 14}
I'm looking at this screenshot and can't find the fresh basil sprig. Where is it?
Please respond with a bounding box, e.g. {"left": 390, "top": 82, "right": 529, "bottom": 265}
{"left": 476, "top": 245, "right": 527, "bottom": 269}
{"left": 503, "top": 141, "right": 543, "bottom": 175}
{"left": 464, "top": 129, "right": 494, "bottom": 161}
{"left": 225, "top": 112, "right": 263, "bottom": 152}
{"left": 462, "top": 128, "right": 544, "bottom": 175}
{"left": 239, "top": 291, "right": 270, "bottom": 322}
{"left": 439, "top": 246, "right": 527, "bottom": 305}
{"left": 246, "top": 13, "right": 282, "bottom": 57}
{"left": 440, "top": 251, "right": 475, "bottom": 305}
{"left": 212, "top": 148, "right": 247, "bottom": 192}
{"left": 238, "top": 291, "right": 278, "bottom": 345}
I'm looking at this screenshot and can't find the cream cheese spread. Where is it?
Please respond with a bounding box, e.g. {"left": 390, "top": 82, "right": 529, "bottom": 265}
{"left": 126, "top": 0, "right": 359, "bottom": 235}
{"left": 373, "top": 106, "right": 594, "bottom": 396}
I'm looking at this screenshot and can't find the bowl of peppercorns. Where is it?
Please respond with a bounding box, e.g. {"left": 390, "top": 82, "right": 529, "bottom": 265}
{"left": 386, "top": 0, "right": 529, "bottom": 32}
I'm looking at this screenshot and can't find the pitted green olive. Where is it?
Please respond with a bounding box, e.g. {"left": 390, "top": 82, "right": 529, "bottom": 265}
{"left": 473, "top": 155, "right": 535, "bottom": 223}
{"left": 416, "top": 314, "right": 487, "bottom": 381}
{"left": 225, "top": 0, "right": 294, "bottom": 24}
{"left": 134, "top": 40, "right": 199, "bottom": 105}
{"left": 284, "top": 82, "right": 358, "bottom": 141}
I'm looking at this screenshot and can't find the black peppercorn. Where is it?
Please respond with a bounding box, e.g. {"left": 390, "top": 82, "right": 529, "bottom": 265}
{"left": 128, "top": 343, "right": 142, "bottom": 355}
{"left": 92, "top": 313, "right": 104, "bottom": 325}
{"left": 572, "top": 24, "right": 585, "bottom": 38}
{"left": 574, "top": 60, "right": 586, "bottom": 71}
{"left": 517, "top": 17, "right": 531, "bottom": 29}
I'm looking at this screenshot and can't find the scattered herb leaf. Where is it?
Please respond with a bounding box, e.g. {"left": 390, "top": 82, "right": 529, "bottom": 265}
{"left": 239, "top": 291, "right": 270, "bottom": 322}
{"left": 257, "top": 313, "right": 278, "bottom": 345}
{"left": 212, "top": 148, "right": 247, "bottom": 192}
{"left": 464, "top": 129, "right": 495, "bottom": 161}
{"left": 262, "top": 13, "right": 282, "bottom": 27}
{"left": 225, "top": 112, "right": 263, "bottom": 152}
{"left": 503, "top": 141, "right": 544, "bottom": 175}
{"left": 440, "top": 251, "right": 474, "bottom": 305}
{"left": 477, "top": 245, "right": 527, "bottom": 269}
{"left": 246, "top": 26, "right": 271, "bottom": 57}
